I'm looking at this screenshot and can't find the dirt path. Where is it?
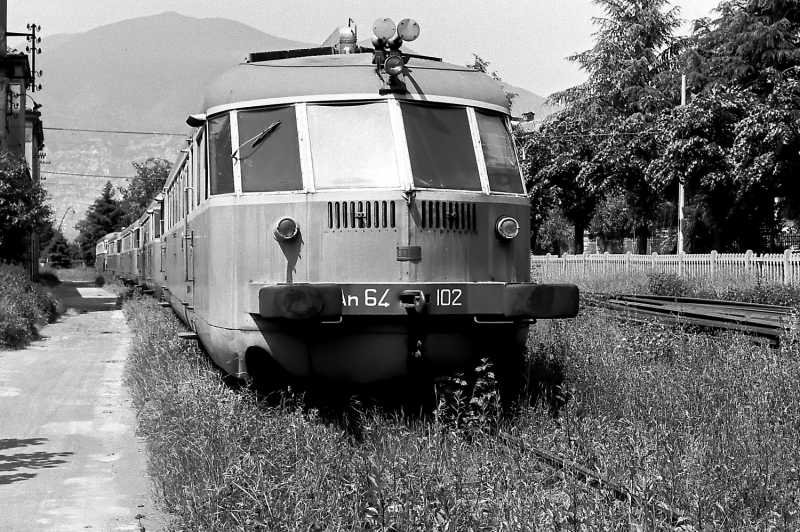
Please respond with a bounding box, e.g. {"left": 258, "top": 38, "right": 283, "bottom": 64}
{"left": 0, "top": 281, "right": 166, "bottom": 531}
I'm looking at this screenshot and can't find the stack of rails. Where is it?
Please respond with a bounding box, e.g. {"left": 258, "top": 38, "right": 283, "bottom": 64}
{"left": 585, "top": 294, "right": 794, "bottom": 344}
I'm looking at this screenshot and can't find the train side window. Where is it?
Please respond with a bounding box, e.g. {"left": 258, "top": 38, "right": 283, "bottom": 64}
{"left": 237, "top": 106, "right": 302, "bottom": 192}
{"left": 208, "top": 115, "right": 233, "bottom": 195}
{"left": 475, "top": 111, "right": 524, "bottom": 194}
{"left": 307, "top": 102, "right": 400, "bottom": 189}
{"left": 400, "top": 103, "right": 481, "bottom": 191}
{"left": 195, "top": 134, "right": 206, "bottom": 204}
{"left": 181, "top": 164, "right": 189, "bottom": 217}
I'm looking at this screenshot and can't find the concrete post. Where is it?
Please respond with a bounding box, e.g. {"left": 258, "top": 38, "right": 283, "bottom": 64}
{"left": 783, "top": 249, "right": 792, "bottom": 285}
{"left": 709, "top": 250, "right": 717, "bottom": 281}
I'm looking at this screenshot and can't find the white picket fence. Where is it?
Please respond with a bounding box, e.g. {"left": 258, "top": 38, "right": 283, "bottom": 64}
{"left": 531, "top": 250, "right": 800, "bottom": 284}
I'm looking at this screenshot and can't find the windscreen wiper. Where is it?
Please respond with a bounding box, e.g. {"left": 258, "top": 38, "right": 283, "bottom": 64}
{"left": 232, "top": 120, "right": 282, "bottom": 160}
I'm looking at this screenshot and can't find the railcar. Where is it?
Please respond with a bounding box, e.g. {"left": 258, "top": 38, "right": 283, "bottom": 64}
{"left": 101, "top": 19, "right": 579, "bottom": 396}
{"left": 94, "top": 232, "right": 117, "bottom": 273}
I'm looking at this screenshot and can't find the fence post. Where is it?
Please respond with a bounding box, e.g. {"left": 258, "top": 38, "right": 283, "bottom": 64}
{"left": 783, "top": 249, "right": 792, "bottom": 285}
{"left": 652, "top": 252, "right": 657, "bottom": 270}
{"left": 745, "top": 249, "right": 752, "bottom": 276}
{"left": 711, "top": 250, "right": 717, "bottom": 281}
{"left": 604, "top": 251, "right": 609, "bottom": 275}
{"left": 679, "top": 250, "right": 684, "bottom": 277}
{"left": 626, "top": 251, "right": 632, "bottom": 275}
{"left": 545, "top": 252, "right": 551, "bottom": 279}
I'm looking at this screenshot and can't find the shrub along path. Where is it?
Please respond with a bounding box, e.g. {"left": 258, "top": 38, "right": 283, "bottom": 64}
{"left": 0, "top": 281, "right": 165, "bottom": 532}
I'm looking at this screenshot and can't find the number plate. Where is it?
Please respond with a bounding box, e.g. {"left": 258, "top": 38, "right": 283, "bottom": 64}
{"left": 338, "top": 283, "right": 504, "bottom": 315}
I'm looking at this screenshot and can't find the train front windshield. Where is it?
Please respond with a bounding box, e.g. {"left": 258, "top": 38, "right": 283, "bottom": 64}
{"left": 209, "top": 101, "right": 524, "bottom": 194}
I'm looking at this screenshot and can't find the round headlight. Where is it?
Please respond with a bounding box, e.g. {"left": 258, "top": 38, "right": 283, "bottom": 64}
{"left": 274, "top": 217, "right": 299, "bottom": 241}
{"left": 384, "top": 55, "right": 405, "bottom": 76}
{"left": 496, "top": 216, "right": 519, "bottom": 240}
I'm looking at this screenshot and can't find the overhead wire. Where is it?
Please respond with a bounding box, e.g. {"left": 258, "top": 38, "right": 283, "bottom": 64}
{"left": 43, "top": 126, "right": 186, "bottom": 137}
{"left": 42, "top": 170, "right": 168, "bottom": 182}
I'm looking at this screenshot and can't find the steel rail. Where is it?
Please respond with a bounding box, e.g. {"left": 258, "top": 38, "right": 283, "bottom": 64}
{"left": 607, "top": 300, "right": 788, "bottom": 329}
{"left": 609, "top": 293, "right": 793, "bottom": 313}
{"left": 499, "top": 433, "right": 691, "bottom": 528}
{"left": 583, "top": 293, "right": 794, "bottom": 344}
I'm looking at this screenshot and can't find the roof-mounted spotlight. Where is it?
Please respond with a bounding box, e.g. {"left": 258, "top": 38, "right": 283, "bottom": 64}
{"left": 373, "top": 17, "right": 396, "bottom": 40}
{"left": 372, "top": 17, "right": 420, "bottom": 94}
{"left": 384, "top": 54, "right": 405, "bottom": 76}
{"left": 397, "top": 19, "right": 420, "bottom": 42}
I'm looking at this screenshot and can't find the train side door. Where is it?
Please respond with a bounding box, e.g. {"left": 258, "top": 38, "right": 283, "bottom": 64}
{"left": 185, "top": 131, "right": 204, "bottom": 308}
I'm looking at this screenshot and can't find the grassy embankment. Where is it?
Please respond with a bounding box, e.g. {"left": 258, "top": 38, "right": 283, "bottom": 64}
{"left": 0, "top": 263, "right": 58, "bottom": 348}
{"left": 123, "top": 273, "right": 800, "bottom": 531}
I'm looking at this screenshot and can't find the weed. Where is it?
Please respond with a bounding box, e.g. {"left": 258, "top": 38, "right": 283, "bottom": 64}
{"left": 0, "top": 263, "right": 58, "bottom": 348}
{"left": 123, "top": 282, "right": 800, "bottom": 530}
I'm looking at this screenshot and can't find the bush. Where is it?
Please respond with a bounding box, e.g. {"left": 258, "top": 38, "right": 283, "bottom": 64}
{"left": 0, "top": 263, "right": 58, "bottom": 347}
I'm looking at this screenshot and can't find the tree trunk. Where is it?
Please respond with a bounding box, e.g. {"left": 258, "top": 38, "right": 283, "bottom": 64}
{"left": 713, "top": 229, "right": 723, "bottom": 252}
{"left": 574, "top": 223, "right": 584, "bottom": 255}
{"left": 530, "top": 224, "right": 539, "bottom": 254}
{"left": 636, "top": 225, "right": 649, "bottom": 255}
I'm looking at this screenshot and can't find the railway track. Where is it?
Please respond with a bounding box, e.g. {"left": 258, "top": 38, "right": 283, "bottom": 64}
{"left": 584, "top": 293, "right": 795, "bottom": 344}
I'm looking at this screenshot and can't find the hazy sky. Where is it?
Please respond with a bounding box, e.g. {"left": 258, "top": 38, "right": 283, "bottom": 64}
{"left": 9, "top": 0, "right": 721, "bottom": 97}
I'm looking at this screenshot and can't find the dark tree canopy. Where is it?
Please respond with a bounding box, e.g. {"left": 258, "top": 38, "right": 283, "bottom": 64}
{"left": 526, "top": 0, "right": 684, "bottom": 253}
{"left": 74, "top": 181, "right": 125, "bottom": 266}
{"left": 650, "top": 0, "right": 800, "bottom": 251}
{"left": 522, "top": 0, "right": 800, "bottom": 254}
{"left": 119, "top": 157, "right": 172, "bottom": 227}
{"left": 47, "top": 231, "right": 79, "bottom": 268}
{"left": 0, "top": 151, "right": 52, "bottom": 263}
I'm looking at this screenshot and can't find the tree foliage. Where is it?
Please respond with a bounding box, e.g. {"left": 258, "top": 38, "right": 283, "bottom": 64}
{"left": 650, "top": 0, "right": 800, "bottom": 251}
{"left": 47, "top": 231, "right": 79, "bottom": 268}
{"left": 74, "top": 181, "right": 124, "bottom": 266}
{"left": 74, "top": 157, "right": 172, "bottom": 265}
{"left": 525, "top": 0, "right": 685, "bottom": 253}
{"left": 524, "top": 0, "right": 800, "bottom": 254}
{"left": 0, "top": 151, "right": 52, "bottom": 263}
{"left": 119, "top": 157, "right": 172, "bottom": 227}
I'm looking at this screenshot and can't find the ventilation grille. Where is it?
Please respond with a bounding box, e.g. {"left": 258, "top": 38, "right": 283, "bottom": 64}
{"left": 327, "top": 200, "right": 396, "bottom": 229}
{"left": 420, "top": 201, "right": 477, "bottom": 232}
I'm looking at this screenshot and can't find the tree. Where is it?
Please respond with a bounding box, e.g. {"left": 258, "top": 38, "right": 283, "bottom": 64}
{"left": 646, "top": 0, "right": 800, "bottom": 251}
{"left": 119, "top": 157, "right": 172, "bottom": 227}
{"left": 649, "top": 76, "right": 800, "bottom": 251}
{"left": 0, "top": 150, "right": 52, "bottom": 263}
{"left": 466, "top": 54, "right": 517, "bottom": 105}
{"left": 529, "top": 0, "right": 686, "bottom": 253}
{"left": 689, "top": 0, "right": 800, "bottom": 97}
{"left": 47, "top": 232, "right": 78, "bottom": 268}
{"left": 74, "top": 181, "right": 125, "bottom": 266}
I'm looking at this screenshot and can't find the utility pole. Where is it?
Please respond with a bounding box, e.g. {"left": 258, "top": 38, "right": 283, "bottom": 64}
{"left": 1, "top": 0, "right": 8, "bottom": 151}
{"left": 678, "top": 74, "right": 686, "bottom": 255}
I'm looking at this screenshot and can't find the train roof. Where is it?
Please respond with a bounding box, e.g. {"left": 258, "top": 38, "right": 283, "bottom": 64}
{"left": 101, "top": 232, "right": 119, "bottom": 242}
{"left": 202, "top": 53, "right": 510, "bottom": 115}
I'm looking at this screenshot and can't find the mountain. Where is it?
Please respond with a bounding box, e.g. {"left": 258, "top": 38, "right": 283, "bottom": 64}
{"left": 36, "top": 12, "right": 312, "bottom": 239}
{"left": 502, "top": 82, "right": 561, "bottom": 125}
{"left": 33, "top": 12, "right": 551, "bottom": 240}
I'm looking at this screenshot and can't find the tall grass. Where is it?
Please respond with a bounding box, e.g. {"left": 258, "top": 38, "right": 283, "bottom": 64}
{"left": 124, "top": 287, "right": 800, "bottom": 530}
{"left": 39, "top": 265, "right": 105, "bottom": 286}
{"left": 530, "top": 313, "right": 800, "bottom": 530}
{"left": 0, "top": 263, "right": 58, "bottom": 348}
